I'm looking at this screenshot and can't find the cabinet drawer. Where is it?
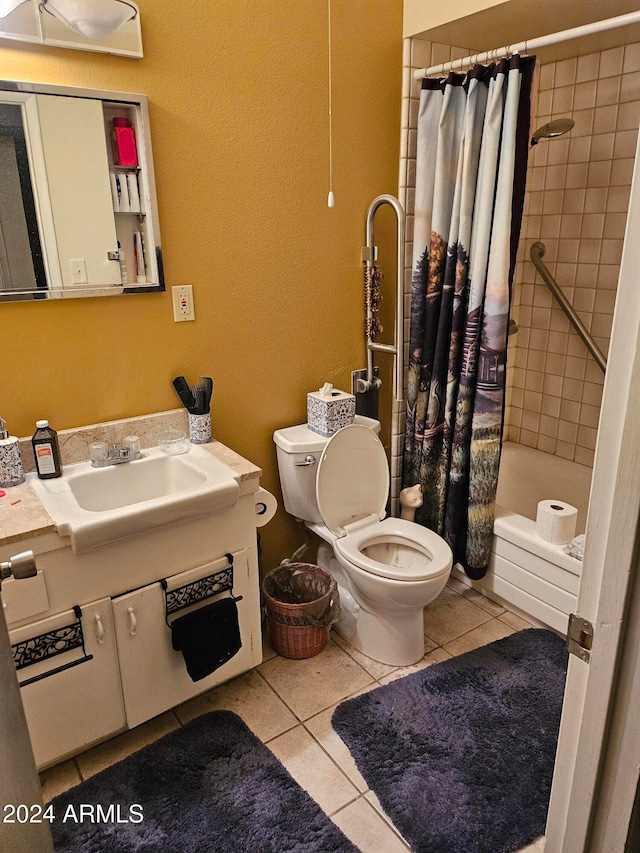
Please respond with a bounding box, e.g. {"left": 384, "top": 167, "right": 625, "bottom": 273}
{"left": 10, "top": 597, "right": 126, "bottom": 768}
{"left": 113, "top": 549, "right": 258, "bottom": 728}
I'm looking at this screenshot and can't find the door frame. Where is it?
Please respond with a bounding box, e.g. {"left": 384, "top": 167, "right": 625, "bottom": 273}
{"left": 545, "top": 129, "right": 640, "bottom": 851}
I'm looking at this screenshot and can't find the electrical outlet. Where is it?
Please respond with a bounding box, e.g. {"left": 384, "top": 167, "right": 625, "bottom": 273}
{"left": 69, "top": 258, "right": 88, "bottom": 284}
{"left": 172, "top": 285, "right": 195, "bottom": 321}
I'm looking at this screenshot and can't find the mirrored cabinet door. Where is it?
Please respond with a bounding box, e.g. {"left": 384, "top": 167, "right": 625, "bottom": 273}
{"left": 0, "top": 80, "right": 164, "bottom": 301}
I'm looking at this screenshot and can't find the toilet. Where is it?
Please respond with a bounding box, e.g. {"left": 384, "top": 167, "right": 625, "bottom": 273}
{"left": 273, "top": 417, "right": 452, "bottom": 666}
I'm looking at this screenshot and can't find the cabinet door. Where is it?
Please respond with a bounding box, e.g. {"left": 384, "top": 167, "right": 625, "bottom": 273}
{"left": 113, "top": 549, "right": 257, "bottom": 729}
{"left": 10, "top": 597, "right": 126, "bottom": 768}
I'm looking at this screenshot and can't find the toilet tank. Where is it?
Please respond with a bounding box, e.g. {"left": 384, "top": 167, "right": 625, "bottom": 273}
{"left": 273, "top": 416, "right": 380, "bottom": 523}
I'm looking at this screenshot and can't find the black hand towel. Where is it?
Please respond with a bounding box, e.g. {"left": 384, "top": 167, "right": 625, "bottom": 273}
{"left": 171, "top": 598, "right": 241, "bottom": 682}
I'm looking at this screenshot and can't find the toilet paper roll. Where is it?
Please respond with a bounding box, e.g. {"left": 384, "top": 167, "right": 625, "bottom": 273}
{"left": 255, "top": 487, "right": 277, "bottom": 527}
{"left": 535, "top": 500, "right": 578, "bottom": 545}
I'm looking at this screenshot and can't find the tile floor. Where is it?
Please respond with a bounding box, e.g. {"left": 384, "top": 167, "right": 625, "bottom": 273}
{"left": 40, "top": 579, "right": 548, "bottom": 852}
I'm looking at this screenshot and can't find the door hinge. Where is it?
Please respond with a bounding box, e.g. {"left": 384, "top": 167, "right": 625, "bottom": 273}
{"left": 567, "top": 613, "right": 594, "bottom": 662}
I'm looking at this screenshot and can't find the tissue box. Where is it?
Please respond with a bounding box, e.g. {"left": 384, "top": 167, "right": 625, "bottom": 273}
{"left": 307, "top": 388, "right": 356, "bottom": 437}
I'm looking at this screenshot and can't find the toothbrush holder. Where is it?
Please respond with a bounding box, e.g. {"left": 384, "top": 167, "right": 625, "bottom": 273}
{"left": 188, "top": 412, "right": 211, "bottom": 444}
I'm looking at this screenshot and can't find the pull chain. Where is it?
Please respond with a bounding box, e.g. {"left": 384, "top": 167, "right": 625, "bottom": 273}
{"left": 327, "top": 0, "right": 334, "bottom": 208}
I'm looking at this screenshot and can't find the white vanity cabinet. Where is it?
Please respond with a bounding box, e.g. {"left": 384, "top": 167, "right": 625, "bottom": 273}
{"left": 8, "top": 543, "right": 262, "bottom": 767}
{"left": 2, "top": 436, "right": 267, "bottom": 769}
{"left": 10, "top": 597, "right": 126, "bottom": 768}
{"left": 112, "top": 549, "right": 257, "bottom": 728}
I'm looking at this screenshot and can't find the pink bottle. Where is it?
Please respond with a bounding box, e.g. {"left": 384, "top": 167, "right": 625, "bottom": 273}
{"left": 112, "top": 117, "right": 138, "bottom": 167}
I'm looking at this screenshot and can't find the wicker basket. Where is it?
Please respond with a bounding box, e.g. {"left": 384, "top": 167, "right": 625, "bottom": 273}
{"left": 262, "top": 563, "right": 333, "bottom": 659}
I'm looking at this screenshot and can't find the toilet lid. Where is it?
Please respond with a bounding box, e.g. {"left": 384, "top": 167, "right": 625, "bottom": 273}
{"left": 316, "top": 424, "right": 389, "bottom": 536}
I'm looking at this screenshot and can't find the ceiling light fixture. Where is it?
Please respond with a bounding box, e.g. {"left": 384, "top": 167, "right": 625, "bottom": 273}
{"left": 40, "top": 0, "right": 136, "bottom": 40}
{"left": 0, "top": 0, "right": 27, "bottom": 18}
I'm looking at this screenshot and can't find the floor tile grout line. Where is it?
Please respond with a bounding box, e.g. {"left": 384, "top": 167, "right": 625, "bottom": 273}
{"left": 363, "top": 790, "right": 414, "bottom": 849}
{"left": 263, "top": 720, "right": 365, "bottom": 812}
{"left": 329, "top": 790, "right": 413, "bottom": 850}
{"left": 440, "top": 618, "right": 515, "bottom": 655}
{"left": 326, "top": 789, "right": 367, "bottom": 818}
{"left": 302, "top": 714, "right": 371, "bottom": 795}
{"left": 331, "top": 632, "right": 401, "bottom": 680}
{"left": 327, "top": 634, "right": 380, "bottom": 680}
{"left": 257, "top": 671, "right": 376, "bottom": 728}
{"left": 73, "top": 755, "right": 83, "bottom": 784}
{"left": 251, "top": 665, "right": 308, "bottom": 733}
{"left": 257, "top": 642, "right": 377, "bottom": 725}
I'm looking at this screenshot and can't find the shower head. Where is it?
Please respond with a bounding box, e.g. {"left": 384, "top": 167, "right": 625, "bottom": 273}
{"left": 530, "top": 118, "right": 575, "bottom": 146}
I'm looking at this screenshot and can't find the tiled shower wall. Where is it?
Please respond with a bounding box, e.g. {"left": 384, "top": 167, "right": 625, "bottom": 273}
{"left": 506, "top": 43, "right": 640, "bottom": 466}
{"left": 393, "top": 38, "right": 639, "bottom": 508}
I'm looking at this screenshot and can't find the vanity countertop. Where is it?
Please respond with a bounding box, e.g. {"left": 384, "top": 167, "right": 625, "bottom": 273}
{"left": 0, "top": 479, "right": 57, "bottom": 546}
{"left": 0, "top": 439, "right": 261, "bottom": 549}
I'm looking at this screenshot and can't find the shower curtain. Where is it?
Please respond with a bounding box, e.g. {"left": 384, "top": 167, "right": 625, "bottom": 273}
{"left": 403, "top": 55, "right": 535, "bottom": 579}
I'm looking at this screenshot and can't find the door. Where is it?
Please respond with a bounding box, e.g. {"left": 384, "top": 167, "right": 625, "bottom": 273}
{"left": 544, "top": 130, "right": 640, "bottom": 850}
{"left": 112, "top": 549, "right": 257, "bottom": 729}
{"left": 35, "top": 94, "right": 120, "bottom": 288}
{"left": 10, "top": 596, "right": 126, "bottom": 768}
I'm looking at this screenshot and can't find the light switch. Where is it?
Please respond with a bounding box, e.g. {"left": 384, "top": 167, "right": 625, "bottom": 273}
{"left": 69, "top": 258, "right": 88, "bottom": 284}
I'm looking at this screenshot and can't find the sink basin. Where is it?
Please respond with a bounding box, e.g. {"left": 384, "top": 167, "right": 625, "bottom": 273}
{"left": 27, "top": 445, "right": 239, "bottom": 553}
{"left": 68, "top": 454, "right": 208, "bottom": 511}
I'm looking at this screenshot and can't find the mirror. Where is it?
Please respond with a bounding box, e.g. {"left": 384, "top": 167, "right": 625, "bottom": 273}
{"left": 0, "top": 79, "right": 164, "bottom": 301}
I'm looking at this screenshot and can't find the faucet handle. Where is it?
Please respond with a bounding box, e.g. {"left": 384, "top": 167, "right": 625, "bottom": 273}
{"left": 90, "top": 442, "right": 109, "bottom": 466}
{"left": 123, "top": 435, "right": 141, "bottom": 458}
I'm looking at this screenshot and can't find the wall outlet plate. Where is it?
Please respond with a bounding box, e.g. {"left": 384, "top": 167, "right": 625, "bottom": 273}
{"left": 172, "top": 285, "right": 195, "bottom": 322}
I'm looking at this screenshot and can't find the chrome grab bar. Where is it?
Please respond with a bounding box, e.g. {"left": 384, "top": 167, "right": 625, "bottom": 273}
{"left": 362, "top": 194, "right": 406, "bottom": 401}
{"left": 529, "top": 242, "right": 607, "bottom": 373}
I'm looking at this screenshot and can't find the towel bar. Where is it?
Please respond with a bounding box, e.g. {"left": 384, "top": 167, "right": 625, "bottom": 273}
{"left": 161, "top": 554, "right": 242, "bottom": 626}
{"left": 12, "top": 604, "right": 93, "bottom": 686}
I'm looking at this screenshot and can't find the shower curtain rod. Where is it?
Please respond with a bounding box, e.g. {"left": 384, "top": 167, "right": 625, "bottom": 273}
{"left": 413, "top": 10, "right": 640, "bottom": 79}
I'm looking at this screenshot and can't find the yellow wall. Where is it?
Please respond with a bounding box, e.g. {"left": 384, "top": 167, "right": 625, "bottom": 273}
{"left": 0, "top": 0, "right": 403, "bottom": 570}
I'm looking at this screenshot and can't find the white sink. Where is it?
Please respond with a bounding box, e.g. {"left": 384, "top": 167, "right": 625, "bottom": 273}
{"left": 27, "top": 445, "right": 239, "bottom": 553}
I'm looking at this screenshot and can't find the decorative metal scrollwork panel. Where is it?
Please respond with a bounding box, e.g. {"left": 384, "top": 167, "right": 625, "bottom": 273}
{"left": 12, "top": 621, "right": 84, "bottom": 671}
{"left": 165, "top": 566, "right": 234, "bottom": 617}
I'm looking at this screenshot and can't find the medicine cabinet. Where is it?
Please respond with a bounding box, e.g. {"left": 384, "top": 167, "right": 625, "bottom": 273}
{"left": 0, "top": 80, "right": 164, "bottom": 302}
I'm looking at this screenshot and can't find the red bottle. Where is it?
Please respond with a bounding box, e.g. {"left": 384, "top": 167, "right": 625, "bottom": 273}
{"left": 112, "top": 117, "right": 138, "bottom": 167}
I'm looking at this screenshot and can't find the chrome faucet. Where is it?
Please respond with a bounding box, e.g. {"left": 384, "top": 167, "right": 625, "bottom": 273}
{"left": 90, "top": 436, "right": 141, "bottom": 468}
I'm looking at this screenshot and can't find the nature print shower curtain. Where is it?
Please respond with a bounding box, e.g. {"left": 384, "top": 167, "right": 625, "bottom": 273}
{"left": 403, "top": 55, "right": 535, "bottom": 579}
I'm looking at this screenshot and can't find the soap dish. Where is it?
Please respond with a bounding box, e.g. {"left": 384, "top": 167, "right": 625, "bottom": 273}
{"left": 156, "top": 429, "right": 189, "bottom": 455}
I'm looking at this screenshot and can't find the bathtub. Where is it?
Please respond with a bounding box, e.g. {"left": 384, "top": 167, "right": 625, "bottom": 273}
{"left": 452, "top": 441, "right": 593, "bottom": 634}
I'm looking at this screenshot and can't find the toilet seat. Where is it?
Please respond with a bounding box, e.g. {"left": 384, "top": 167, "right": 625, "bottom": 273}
{"left": 316, "top": 425, "right": 453, "bottom": 582}
{"left": 316, "top": 424, "right": 388, "bottom": 537}
{"left": 334, "top": 516, "right": 452, "bottom": 581}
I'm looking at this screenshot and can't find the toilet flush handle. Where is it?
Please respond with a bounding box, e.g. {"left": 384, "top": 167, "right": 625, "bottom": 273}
{"left": 295, "top": 455, "right": 316, "bottom": 467}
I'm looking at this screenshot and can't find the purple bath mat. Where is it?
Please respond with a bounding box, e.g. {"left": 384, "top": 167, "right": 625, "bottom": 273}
{"left": 50, "top": 710, "right": 358, "bottom": 852}
{"left": 332, "top": 628, "right": 568, "bottom": 853}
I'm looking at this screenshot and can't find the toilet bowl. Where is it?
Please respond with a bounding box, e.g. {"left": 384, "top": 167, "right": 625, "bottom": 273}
{"left": 273, "top": 420, "right": 452, "bottom": 666}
